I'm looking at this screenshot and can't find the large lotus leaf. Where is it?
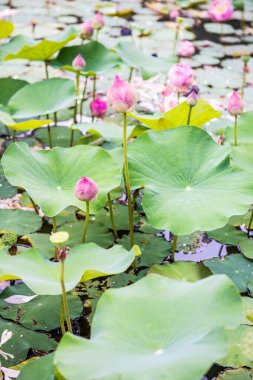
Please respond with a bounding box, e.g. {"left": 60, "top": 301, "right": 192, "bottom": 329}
{"left": 231, "top": 145, "right": 253, "bottom": 177}
{"left": 18, "top": 353, "right": 56, "bottom": 380}
{"left": 0, "top": 164, "right": 16, "bottom": 199}
{"left": 0, "top": 20, "right": 14, "bottom": 39}
{"left": 150, "top": 261, "right": 211, "bottom": 282}
{"left": 0, "top": 283, "right": 83, "bottom": 331}
{"left": 0, "top": 243, "right": 135, "bottom": 295}
{"left": 2, "top": 143, "right": 121, "bottom": 216}
{"left": 0, "top": 78, "right": 28, "bottom": 107}
{"left": 54, "top": 274, "right": 243, "bottom": 380}
{"left": 0, "top": 35, "right": 33, "bottom": 61}
{"left": 204, "top": 254, "right": 253, "bottom": 293}
{"left": 128, "top": 127, "right": 253, "bottom": 235}
{"left": 129, "top": 100, "right": 221, "bottom": 130}
{"left": 4, "top": 27, "right": 77, "bottom": 61}
{"left": 7, "top": 119, "right": 51, "bottom": 131}
{"left": 116, "top": 41, "right": 169, "bottom": 77}
{"left": 8, "top": 78, "right": 75, "bottom": 118}
{"left": 0, "top": 209, "right": 42, "bottom": 234}
{"left": 53, "top": 41, "right": 121, "bottom": 75}
{"left": 0, "top": 317, "right": 56, "bottom": 366}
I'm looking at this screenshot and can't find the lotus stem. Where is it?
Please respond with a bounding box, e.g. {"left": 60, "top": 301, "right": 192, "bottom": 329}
{"left": 187, "top": 105, "right": 193, "bottom": 125}
{"left": 12, "top": 130, "right": 16, "bottom": 143}
{"left": 60, "top": 299, "right": 66, "bottom": 335}
{"left": 80, "top": 76, "right": 88, "bottom": 122}
{"left": 234, "top": 115, "right": 238, "bottom": 146}
{"left": 82, "top": 201, "right": 90, "bottom": 243}
{"left": 177, "top": 92, "right": 180, "bottom": 105}
{"left": 95, "top": 29, "right": 99, "bottom": 41}
{"left": 47, "top": 124, "right": 52, "bottom": 148}
{"left": 248, "top": 209, "right": 253, "bottom": 236}
{"left": 92, "top": 74, "right": 97, "bottom": 101}
{"left": 171, "top": 234, "right": 178, "bottom": 262}
{"left": 73, "top": 72, "right": 80, "bottom": 124}
{"left": 107, "top": 192, "right": 118, "bottom": 240}
{"left": 29, "top": 196, "right": 39, "bottom": 215}
{"left": 54, "top": 112, "right": 57, "bottom": 126}
{"left": 52, "top": 216, "right": 57, "bottom": 233}
{"left": 123, "top": 112, "right": 134, "bottom": 247}
{"left": 60, "top": 259, "right": 72, "bottom": 333}
{"left": 5, "top": 126, "right": 10, "bottom": 137}
{"left": 128, "top": 67, "right": 134, "bottom": 82}
{"left": 44, "top": 60, "right": 49, "bottom": 79}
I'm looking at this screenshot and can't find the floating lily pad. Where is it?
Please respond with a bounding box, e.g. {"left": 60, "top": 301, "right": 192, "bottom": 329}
{"left": 150, "top": 261, "right": 211, "bottom": 282}
{"left": 2, "top": 143, "right": 121, "bottom": 216}
{"left": 0, "top": 243, "right": 135, "bottom": 295}
{"left": 204, "top": 23, "right": 235, "bottom": 35}
{"left": 0, "top": 283, "right": 83, "bottom": 331}
{"left": 53, "top": 41, "right": 121, "bottom": 75}
{"left": 129, "top": 100, "right": 221, "bottom": 130}
{"left": 8, "top": 78, "right": 75, "bottom": 119}
{"left": 128, "top": 127, "right": 253, "bottom": 235}
{"left": 0, "top": 209, "right": 42, "bottom": 235}
{"left": 54, "top": 274, "right": 243, "bottom": 380}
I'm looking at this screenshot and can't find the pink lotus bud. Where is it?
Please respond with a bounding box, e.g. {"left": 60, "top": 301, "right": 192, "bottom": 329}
{"left": 243, "top": 65, "right": 250, "bottom": 73}
{"left": 168, "top": 63, "right": 194, "bottom": 88}
{"left": 228, "top": 91, "right": 244, "bottom": 116}
{"left": 107, "top": 75, "right": 137, "bottom": 113}
{"left": 72, "top": 54, "right": 86, "bottom": 70}
{"left": 170, "top": 9, "right": 180, "bottom": 20}
{"left": 178, "top": 40, "right": 196, "bottom": 57}
{"left": 75, "top": 177, "right": 99, "bottom": 202}
{"left": 90, "top": 98, "right": 107, "bottom": 118}
{"left": 186, "top": 86, "right": 199, "bottom": 107}
{"left": 208, "top": 0, "right": 234, "bottom": 22}
{"left": 91, "top": 12, "right": 104, "bottom": 30}
{"left": 80, "top": 21, "right": 94, "bottom": 38}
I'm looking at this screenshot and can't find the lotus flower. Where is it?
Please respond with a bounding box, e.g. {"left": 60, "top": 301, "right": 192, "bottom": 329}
{"left": 208, "top": 0, "right": 234, "bottom": 22}
{"left": 228, "top": 91, "right": 244, "bottom": 116}
{"left": 91, "top": 12, "right": 104, "bottom": 30}
{"left": 72, "top": 54, "right": 86, "bottom": 70}
{"left": 107, "top": 75, "right": 137, "bottom": 113}
{"left": 178, "top": 41, "right": 195, "bottom": 57}
{"left": 90, "top": 98, "right": 107, "bottom": 118}
{"left": 80, "top": 21, "right": 93, "bottom": 38}
{"left": 168, "top": 63, "right": 194, "bottom": 88}
{"left": 75, "top": 177, "right": 98, "bottom": 202}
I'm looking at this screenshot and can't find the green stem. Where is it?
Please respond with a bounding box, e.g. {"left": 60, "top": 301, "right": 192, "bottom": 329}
{"left": 128, "top": 67, "right": 134, "bottom": 82}
{"left": 60, "top": 299, "right": 66, "bottom": 335}
{"left": 234, "top": 115, "right": 238, "bottom": 146}
{"left": 12, "top": 130, "right": 16, "bottom": 143}
{"left": 52, "top": 216, "right": 57, "bottom": 233}
{"left": 177, "top": 92, "right": 180, "bottom": 105}
{"left": 123, "top": 113, "right": 134, "bottom": 247}
{"left": 29, "top": 196, "right": 39, "bottom": 215}
{"left": 60, "top": 260, "right": 72, "bottom": 333}
{"left": 92, "top": 74, "right": 97, "bottom": 101}
{"left": 107, "top": 192, "right": 118, "bottom": 240}
{"left": 171, "top": 235, "right": 178, "bottom": 262}
{"left": 73, "top": 72, "right": 80, "bottom": 124}
{"left": 95, "top": 29, "right": 99, "bottom": 41}
{"left": 80, "top": 77, "right": 88, "bottom": 122}
{"left": 82, "top": 201, "right": 90, "bottom": 243}
{"left": 248, "top": 209, "right": 253, "bottom": 236}
{"left": 172, "top": 25, "right": 179, "bottom": 56}
{"left": 5, "top": 125, "right": 10, "bottom": 137}
{"left": 187, "top": 105, "right": 193, "bottom": 125}
{"left": 44, "top": 60, "right": 49, "bottom": 79}
{"left": 54, "top": 112, "right": 57, "bottom": 126}
{"left": 47, "top": 124, "right": 52, "bottom": 149}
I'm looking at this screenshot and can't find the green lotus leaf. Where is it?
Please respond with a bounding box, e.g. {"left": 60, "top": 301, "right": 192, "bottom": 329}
{"left": 0, "top": 164, "right": 16, "bottom": 199}
{"left": 17, "top": 353, "right": 56, "bottom": 380}
{"left": 7, "top": 119, "right": 51, "bottom": 131}
{"left": 217, "top": 368, "right": 253, "bottom": 380}
{"left": 204, "top": 254, "right": 253, "bottom": 293}
{"left": 4, "top": 27, "right": 77, "bottom": 61}
{"left": 2, "top": 142, "right": 121, "bottom": 216}
{"left": 128, "top": 127, "right": 253, "bottom": 235}
{"left": 8, "top": 78, "right": 75, "bottom": 118}
{"left": 53, "top": 41, "right": 121, "bottom": 75}
{"left": 35, "top": 126, "right": 82, "bottom": 148}
{"left": 0, "top": 20, "right": 14, "bottom": 39}
{"left": 54, "top": 274, "right": 243, "bottom": 380}
{"left": 0, "top": 243, "right": 134, "bottom": 295}
{"left": 0, "top": 78, "right": 28, "bottom": 107}
{"left": 150, "top": 261, "right": 211, "bottom": 282}
{"left": 0, "top": 34, "right": 33, "bottom": 61}
{"left": 0, "top": 209, "right": 42, "bottom": 235}
{"left": 128, "top": 100, "right": 221, "bottom": 130}
{"left": 0, "top": 109, "right": 15, "bottom": 125}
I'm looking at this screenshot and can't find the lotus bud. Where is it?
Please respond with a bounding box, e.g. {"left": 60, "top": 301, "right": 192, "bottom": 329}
{"left": 186, "top": 86, "right": 199, "bottom": 107}
{"left": 178, "top": 40, "right": 195, "bottom": 57}
{"left": 75, "top": 176, "right": 98, "bottom": 202}
{"left": 50, "top": 231, "right": 69, "bottom": 245}
{"left": 72, "top": 54, "right": 86, "bottom": 70}
{"left": 80, "top": 21, "right": 94, "bottom": 39}
{"left": 91, "top": 12, "right": 104, "bottom": 30}
{"left": 208, "top": 0, "right": 234, "bottom": 22}
{"left": 107, "top": 75, "right": 137, "bottom": 113}
{"left": 228, "top": 91, "right": 244, "bottom": 116}
{"left": 242, "top": 55, "right": 250, "bottom": 64}
{"left": 168, "top": 63, "right": 194, "bottom": 88}
{"left": 90, "top": 98, "right": 107, "bottom": 118}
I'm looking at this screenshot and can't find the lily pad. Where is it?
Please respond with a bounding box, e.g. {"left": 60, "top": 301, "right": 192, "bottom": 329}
{"left": 2, "top": 143, "right": 121, "bottom": 216}
{"left": 129, "top": 100, "right": 221, "bottom": 130}
{"left": 0, "top": 20, "right": 14, "bottom": 39}
{"left": 128, "top": 127, "right": 253, "bottom": 235}
{"left": 8, "top": 78, "right": 75, "bottom": 119}
{"left": 150, "top": 261, "right": 211, "bottom": 282}
{"left": 0, "top": 243, "right": 135, "bottom": 295}
{"left": 0, "top": 209, "right": 42, "bottom": 235}
{"left": 17, "top": 353, "right": 56, "bottom": 380}
{"left": 54, "top": 274, "right": 243, "bottom": 380}
{"left": 53, "top": 41, "right": 121, "bottom": 75}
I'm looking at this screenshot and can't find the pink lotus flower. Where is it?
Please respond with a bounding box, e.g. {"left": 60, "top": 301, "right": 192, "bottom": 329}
{"left": 75, "top": 177, "right": 98, "bottom": 202}
{"left": 208, "top": 0, "right": 234, "bottom": 22}
{"left": 168, "top": 63, "right": 194, "bottom": 88}
{"left": 72, "top": 54, "right": 86, "bottom": 70}
{"left": 170, "top": 9, "right": 180, "bottom": 20}
{"left": 107, "top": 75, "right": 137, "bottom": 113}
{"left": 161, "top": 94, "right": 178, "bottom": 112}
{"left": 91, "top": 12, "right": 104, "bottom": 30}
{"left": 228, "top": 91, "right": 244, "bottom": 116}
{"left": 80, "top": 21, "right": 93, "bottom": 38}
{"left": 178, "top": 41, "right": 195, "bottom": 57}
{"left": 90, "top": 98, "right": 107, "bottom": 118}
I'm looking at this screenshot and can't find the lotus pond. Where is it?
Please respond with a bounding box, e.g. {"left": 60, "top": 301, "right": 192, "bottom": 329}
{"left": 1, "top": 0, "right": 253, "bottom": 379}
